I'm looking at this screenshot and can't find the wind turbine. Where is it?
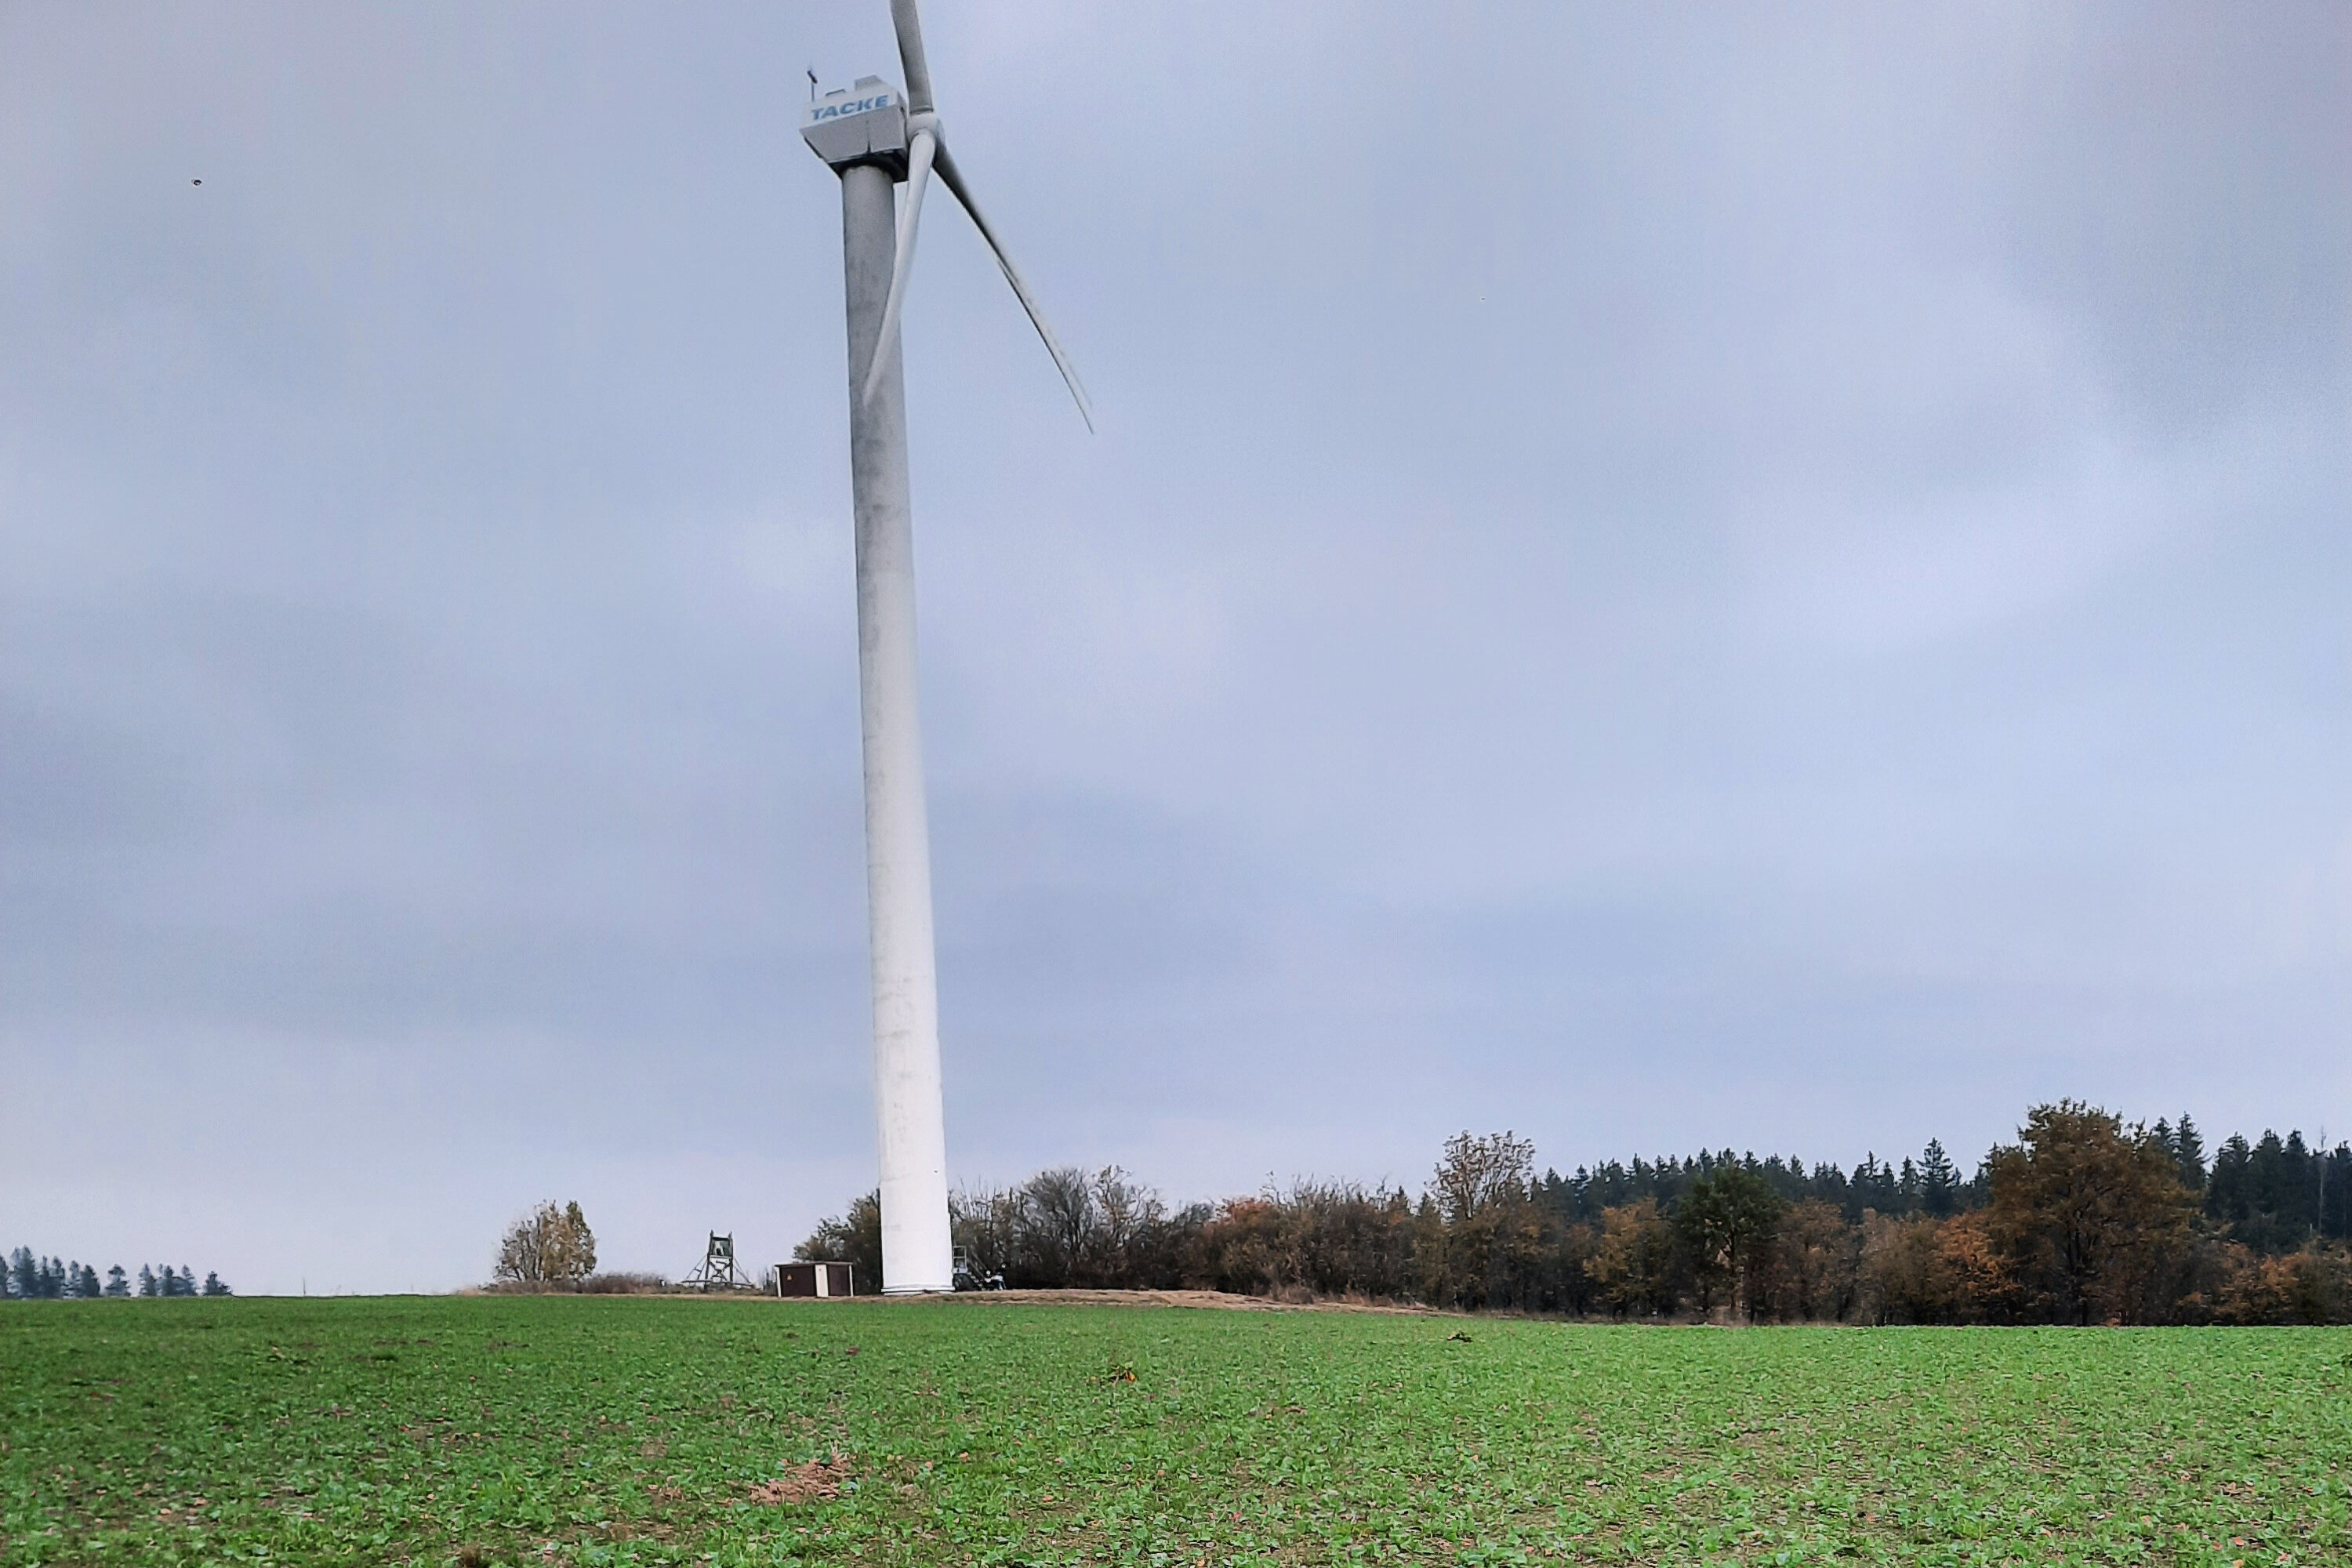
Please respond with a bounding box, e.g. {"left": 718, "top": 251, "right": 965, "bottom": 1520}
{"left": 800, "top": 0, "right": 1090, "bottom": 1294}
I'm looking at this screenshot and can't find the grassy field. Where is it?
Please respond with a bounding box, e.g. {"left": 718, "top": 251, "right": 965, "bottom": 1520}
{"left": 3, "top": 1296, "right": 2347, "bottom": 1566}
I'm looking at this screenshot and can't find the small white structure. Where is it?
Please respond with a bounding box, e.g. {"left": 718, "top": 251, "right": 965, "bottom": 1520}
{"left": 775, "top": 1261, "right": 855, "bottom": 1298}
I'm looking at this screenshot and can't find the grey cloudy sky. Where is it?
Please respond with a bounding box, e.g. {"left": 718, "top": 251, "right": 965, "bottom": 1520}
{"left": 4, "top": 3, "right": 2347, "bottom": 1294}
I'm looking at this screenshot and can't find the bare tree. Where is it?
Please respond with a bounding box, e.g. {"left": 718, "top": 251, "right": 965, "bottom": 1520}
{"left": 495, "top": 1200, "right": 597, "bottom": 1287}
{"left": 1432, "top": 1131, "right": 1536, "bottom": 1225}
{"left": 1019, "top": 1167, "right": 1096, "bottom": 1286}
{"left": 1090, "top": 1167, "right": 1163, "bottom": 1286}
{"left": 950, "top": 1183, "right": 1022, "bottom": 1287}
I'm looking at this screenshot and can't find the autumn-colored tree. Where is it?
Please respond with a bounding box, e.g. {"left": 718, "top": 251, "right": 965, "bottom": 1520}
{"left": 1185, "top": 1196, "right": 1287, "bottom": 1296}
{"left": 494, "top": 1200, "right": 597, "bottom": 1287}
{"left": 1590, "top": 1198, "right": 1679, "bottom": 1317}
{"left": 1984, "top": 1102, "right": 2197, "bottom": 1324}
{"left": 1266, "top": 1181, "right": 1416, "bottom": 1301}
{"left": 2216, "top": 1244, "right": 2348, "bottom": 1325}
{"left": 1188, "top": 1181, "right": 1417, "bottom": 1301}
{"left": 1763, "top": 1199, "right": 1860, "bottom": 1321}
{"left": 1933, "top": 1211, "right": 2016, "bottom": 1320}
{"left": 1855, "top": 1213, "right": 1954, "bottom": 1323}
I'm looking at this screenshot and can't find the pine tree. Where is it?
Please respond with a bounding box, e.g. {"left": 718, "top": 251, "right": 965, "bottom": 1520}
{"left": 2324, "top": 1142, "right": 2351, "bottom": 1242}
{"left": 2172, "top": 1115, "right": 2207, "bottom": 1191}
{"left": 201, "top": 1272, "right": 230, "bottom": 1297}
{"left": 7, "top": 1247, "right": 31, "bottom": 1298}
{"left": 1675, "top": 1167, "right": 1786, "bottom": 1321}
{"left": 1919, "top": 1139, "right": 1961, "bottom": 1217}
{"left": 2208, "top": 1134, "right": 2253, "bottom": 1231}
{"left": 137, "top": 1265, "right": 158, "bottom": 1298}
{"left": 1962, "top": 1149, "right": 1998, "bottom": 1210}
{"left": 104, "top": 1265, "right": 130, "bottom": 1298}
{"left": 1852, "top": 1155, "right": 1899, "bottom": 1216}
{"left": 2278, "top": 1132, "right": 2318, "bottom": 1240}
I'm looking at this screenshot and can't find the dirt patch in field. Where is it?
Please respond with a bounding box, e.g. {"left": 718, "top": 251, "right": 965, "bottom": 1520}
{"left": 746, "top": 1457, "right": 849, "bottom": 1504}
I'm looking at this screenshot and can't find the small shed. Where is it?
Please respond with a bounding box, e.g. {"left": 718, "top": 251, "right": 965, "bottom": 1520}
{"left": 775, "top": 1261, "right": 855, "bottom": 1298}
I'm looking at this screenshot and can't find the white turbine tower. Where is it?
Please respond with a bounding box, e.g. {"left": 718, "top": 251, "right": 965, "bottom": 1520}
{"left": 800, "top": 0, "right": 1090, "bottom": 1294}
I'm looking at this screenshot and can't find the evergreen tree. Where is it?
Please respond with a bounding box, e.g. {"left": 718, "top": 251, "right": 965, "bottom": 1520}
{"left": 1919, "top": 1139, "right": 1961, "bottom": 1217}
{"left": 1774, "top": 1154, "right": 1810, "bottom": 1204}
{"left": 1589, "top": 1161, "right": 1635, "bottom": 1213}
{"left": 2208, "top": 1134, "right": 2254, "bottom": 1233}
{"left": 2211, "top": 1131, "right": 2323, "bottom": 1253}
{"left": 2276, "top": 1132, "right": 2318, "bottom": 1240}
{"left": 1813, "top": 1163, "right": 1857, "bottom": 1221}
{"left": 137, "top": 1265, "right": 158, "bottom": 1298}
{"left": 104, "top": 1265, "right": 130, "bottom": 1298}
{"left": 201, "top": 1271, "right": 231, "bottom": 1297}
{"left": 1962, "top": 1150, "right": 1996, "bottom": 1210}
{"left": 2250, "top": 1133, "right": 2299, "bottom": 1245}
{"left": 7, "top": 1247, "right": 32, "bottom": 1298}
{"left": 1851, "top": 1155, "right": 1900, "bottom": 1217}
{"left": 2325, "top": 1142, "right": 2351, "bottom": 1243}
{"left": 1675, "top": 1167, "right": 1785, "bottom": 1320}
{"left": 2172, "top": 1115, "right": 2208, "bottom": 1190}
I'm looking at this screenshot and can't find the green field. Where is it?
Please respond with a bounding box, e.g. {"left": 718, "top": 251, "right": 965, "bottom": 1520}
{"left": 4, "top": 1298, "right": 2347, "bottom": 1566}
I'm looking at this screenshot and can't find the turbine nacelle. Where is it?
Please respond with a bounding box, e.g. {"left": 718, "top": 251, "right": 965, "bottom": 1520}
{"left": 801, "top": 69, "right": 1091, "bottom": 428}
{"left": 801, "top": 77, "right": 911, "bottom": 175}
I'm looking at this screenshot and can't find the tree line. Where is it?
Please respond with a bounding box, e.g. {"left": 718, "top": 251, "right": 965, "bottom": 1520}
{"left": 797, "top": 1102, "right": 2352, "bottom": 1324}
{"left": 5, "top": 1249, "right": 230, "bottom": 1299}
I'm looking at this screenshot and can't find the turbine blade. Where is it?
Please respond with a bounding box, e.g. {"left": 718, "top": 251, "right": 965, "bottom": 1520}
{"left": 932, "top": 142, "right": 1094, "bottom": 431}
{"left": 891, "top": 0, "right": 935, "bottom": 116}
{"left": 861, "top": 128, "right": 938, "bottom": 408}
